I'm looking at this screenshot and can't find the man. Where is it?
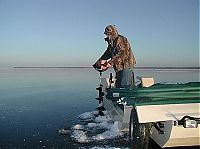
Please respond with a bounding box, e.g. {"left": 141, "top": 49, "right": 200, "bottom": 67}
{"left": 94, "top": 25, "right": 136, "bottom": 88}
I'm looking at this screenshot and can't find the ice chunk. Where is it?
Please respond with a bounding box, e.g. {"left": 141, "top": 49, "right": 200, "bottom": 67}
{"left": 71, "top": 129, "right": 89, "bottom": 143}
{"left": 78, "top": 111, "right": 98, "bottom": 120}
{"left": 72, "top": 124, "right": 85, "bottom": 130}
{"left": 70, "top": 110, "right": 124, "bottom": 143}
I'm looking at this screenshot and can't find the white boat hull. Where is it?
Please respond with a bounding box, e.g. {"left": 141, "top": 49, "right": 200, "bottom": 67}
{"left": 101, "top": 78, "right": 200, "bottom": 148}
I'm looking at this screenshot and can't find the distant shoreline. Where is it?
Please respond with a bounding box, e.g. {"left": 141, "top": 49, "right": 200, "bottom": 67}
{"left": 13, "top": 66, "right": 200, "bottom": 69}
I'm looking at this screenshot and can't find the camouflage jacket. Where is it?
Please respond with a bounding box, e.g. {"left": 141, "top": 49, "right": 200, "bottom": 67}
{"left": 100, "top": 35, "right": 136, "bottom": 72}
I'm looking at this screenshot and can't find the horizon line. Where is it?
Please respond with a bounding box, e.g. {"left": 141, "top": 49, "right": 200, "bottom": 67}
{"left": 13, "top": 66, "right": 200, "bottom": 69}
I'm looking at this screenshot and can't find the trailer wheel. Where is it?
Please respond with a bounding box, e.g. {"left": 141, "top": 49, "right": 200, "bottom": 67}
{"left": 129, "top": 108, "right": 151, "bottom": 149}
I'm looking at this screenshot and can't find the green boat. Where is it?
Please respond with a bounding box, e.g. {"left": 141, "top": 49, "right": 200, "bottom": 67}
{"left": 101, "top": 77, "right": 200, "bottom": 148}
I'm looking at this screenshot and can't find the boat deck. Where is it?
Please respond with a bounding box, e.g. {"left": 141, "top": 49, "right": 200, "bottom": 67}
{"left": 105, "top": 82, "right": 200, "bottom": 107}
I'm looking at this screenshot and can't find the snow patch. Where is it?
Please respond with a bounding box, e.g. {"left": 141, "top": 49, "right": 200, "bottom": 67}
{"left": 70, "top": 110, "right": 123, "bottom": 143}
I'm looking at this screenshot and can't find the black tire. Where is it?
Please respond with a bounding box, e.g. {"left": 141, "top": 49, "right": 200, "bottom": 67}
{"left": 129, "top": 108, "right": 151, "bottom": 149}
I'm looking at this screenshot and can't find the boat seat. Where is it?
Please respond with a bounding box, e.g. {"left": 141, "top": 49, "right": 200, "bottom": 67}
{"left": 140, "top": 77, "right": 155, "bottom": 87}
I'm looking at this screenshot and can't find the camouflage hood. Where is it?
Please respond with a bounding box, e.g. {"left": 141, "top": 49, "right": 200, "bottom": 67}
{"left": 104, "top": 25, "right": 118, "bottom": 40}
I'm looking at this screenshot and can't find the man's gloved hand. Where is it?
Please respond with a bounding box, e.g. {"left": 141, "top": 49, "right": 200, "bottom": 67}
{"left": 100, "top": 64, "right": 108, "bottom": 71}
{"left": 92, "top": 60, "right": 110, "bottom": 72}
{"left": 101, "top": 61, "right": 112, "bottom": 71}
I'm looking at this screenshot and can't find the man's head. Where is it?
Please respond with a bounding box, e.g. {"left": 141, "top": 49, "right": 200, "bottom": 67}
{"left": 104, "top": 25, "right": 118, "bottom": 40}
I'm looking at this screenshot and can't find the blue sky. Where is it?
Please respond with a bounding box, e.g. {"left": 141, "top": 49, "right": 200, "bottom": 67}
{"left": 0, "top": 0, "right": 199, "bottom": 68}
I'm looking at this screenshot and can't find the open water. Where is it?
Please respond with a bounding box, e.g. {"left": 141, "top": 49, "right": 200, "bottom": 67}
{"left": 0, "top": 68, "right": 199, "bottom": 149}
